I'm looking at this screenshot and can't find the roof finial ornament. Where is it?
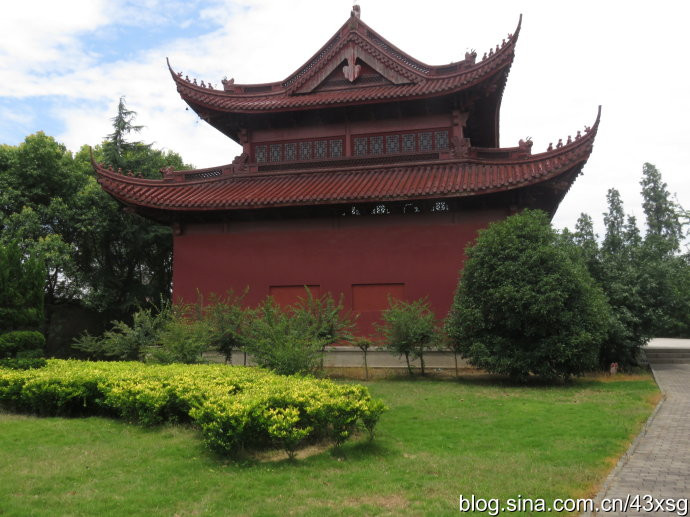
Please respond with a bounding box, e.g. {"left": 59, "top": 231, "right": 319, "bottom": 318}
{"left": 547, "top": 143, "right": 553, "bottom": 152}
{"left": 566, "top": 135, "right": 572, "bottom": 145}
{"left": 351, "top": 5, "right": 360, "bottom": 18}
{"left": 518, "top": 137, "right": 533, "bottom": 154}
{"left": 222, "top": 77, "right": 235, "bottom": 92}
{"left": 576, "top": 130, "right": 582, "bottom": 140}
{"left": 556, "top": 138, "right": 563, "bottom": 148}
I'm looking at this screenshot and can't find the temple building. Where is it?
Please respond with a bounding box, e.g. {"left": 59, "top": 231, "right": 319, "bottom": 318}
{"left": 94, "top": 8, "right": 599, "bottom": 335}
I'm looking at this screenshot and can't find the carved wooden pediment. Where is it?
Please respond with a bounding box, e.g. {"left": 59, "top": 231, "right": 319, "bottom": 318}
{"left": 293, "top": 39, "right": 416, "bottom": 94}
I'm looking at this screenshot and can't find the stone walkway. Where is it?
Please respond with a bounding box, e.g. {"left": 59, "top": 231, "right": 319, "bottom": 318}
{"left": 587, "top": 363, "right": 690, "bottom": 516}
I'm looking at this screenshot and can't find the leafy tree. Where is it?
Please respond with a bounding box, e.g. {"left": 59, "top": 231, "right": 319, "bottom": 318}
{"left": 378, "top": 297, "right": 437, "bottom": 375}
{"left": 446, "top": 210, "right": 609, "bottom": 382}
{"left": 602, "top": 189, "right": 626, "bottom": 256}
{"left": 104, "top": 97, "right": 146, "bottom": 169}
{"left": 0, "top": 241, "right": 44, "bottom": 332}
{"left": 641, "top": 162, "right": 683, "bottom": 253}
{"left": 573, "top": 213, "right": 602, "bottom": 279}
{"left": 637, "top": 163, "right": 690, "bottom": 336}
{"left": 0, "top": 100, "right": 194, "bottom": 354}
{"left": 0, "top": 241, "right": 46, "bottom": 360}
{"left": 597, "top": 190, "right": 648, "bottom": 366}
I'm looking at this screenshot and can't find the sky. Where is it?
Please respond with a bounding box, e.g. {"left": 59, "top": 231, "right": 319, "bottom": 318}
{"left": 1, "top": 0, "right": 689, "bottom": 234}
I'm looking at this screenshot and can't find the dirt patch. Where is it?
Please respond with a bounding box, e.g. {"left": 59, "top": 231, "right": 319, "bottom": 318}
{"left": 341, "top": 493, "right": 410, "bottom": 510}
{"left": 245, "top": 441, "right": 333, "bottom": 462}
{"left": 582, "top": 372, "right": 653, "bottom": 383}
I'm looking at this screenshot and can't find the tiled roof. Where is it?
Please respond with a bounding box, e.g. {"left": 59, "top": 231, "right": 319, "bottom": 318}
{"left": 169, "top": 15, "right": 520, "bottom": 113}
{"left": 94, "top": 109, "right": 599, "bottom": 213}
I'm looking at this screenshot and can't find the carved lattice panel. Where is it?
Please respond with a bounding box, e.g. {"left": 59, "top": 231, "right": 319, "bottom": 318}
{"left": 354, "top": 137, "right": 367, "bottom": 156}
{"left": 435, "top": 131, "right": 449, "bottom": 150}
{"left": 285, "top": 143, "right": 296, "bottom": 161}
{"left": 402, "top": 134, "right": 416, "bottom": 153}
{"left": 299, "top": 141, "right": 312, "bottom": 160}
{"left": 330, "top": 139, "right": 343, "bottom": 158}
{"left": 370, "top": 136, "right": 384, "bottom": 155}
{"left": 269, "top": 144, "right": 281, "bottom": 162}
{"left": 315, "top": 140, "right": 327, "bottom": 159}
{"left": 255, "top": 145, "right": 267, "bottom": 163}
{"left": 386, "top": 135, "right": 400, "bottom": 154}
{"left": 419, "top": 132, "right": 433, "bottom": 152}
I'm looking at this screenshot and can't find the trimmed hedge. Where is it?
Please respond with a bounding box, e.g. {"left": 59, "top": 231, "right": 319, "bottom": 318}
{"left": 0, "top": 360, "right": 385, "bottom": 456}
{"left": 0, "top": 358, "right": 47, "bottom": 370}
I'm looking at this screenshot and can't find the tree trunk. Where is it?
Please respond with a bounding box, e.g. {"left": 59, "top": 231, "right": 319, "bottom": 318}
{"left": 363, "top": 348, "right": 369, "bottom": 380}
{"left": 404, "top": 352, "right": 412, "bottom": 376}
{"left": 454, "top": 351, "right": 459, "bottom": 377}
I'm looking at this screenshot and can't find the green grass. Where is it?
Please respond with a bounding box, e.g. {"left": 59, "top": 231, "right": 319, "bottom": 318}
{"left": 0, "top": 374, "right": 658, "bottom": 516}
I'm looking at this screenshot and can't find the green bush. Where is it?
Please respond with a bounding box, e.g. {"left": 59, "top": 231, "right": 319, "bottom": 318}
{"left": 148, "top": 318, "right": 209, "bottom": 364}
{"left": 203, "top": 291, "right": 252, "bottom": 363}
{"left": 245, "top": 298, "right": 322, "bottom": 375}
{"left": 446, "top": 210, "right": 610, "bottom": 382}
{"left": 378, "top": 298, "right": 437, "bottom": 375}
{"left": 245, "top": 293, "right": 353, "bottom": 376}
{"left": 0, "top": 360, "right": 386, "bottom": 455}
{"left": 72, "top": 303, "right": 172, "bottom": 360}
{"left": 0, "top": 330, "right": 45, "bottom": 359}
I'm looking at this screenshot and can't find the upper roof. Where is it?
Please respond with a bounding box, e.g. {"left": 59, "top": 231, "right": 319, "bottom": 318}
{"left": 93, "top": 107, "right": 600, "bottom": 218}
{"left": 168, "top": 10, "right": 521, "bottom": 115}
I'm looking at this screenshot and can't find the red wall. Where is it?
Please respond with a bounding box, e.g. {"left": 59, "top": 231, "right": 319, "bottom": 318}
{"left": 172, "top": 209, "right": 507, "bottom": 336}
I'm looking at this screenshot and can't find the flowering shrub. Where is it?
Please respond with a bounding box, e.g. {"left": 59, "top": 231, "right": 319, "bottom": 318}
{"left": 0, "top": 360, "right": 385, "bottom": 456}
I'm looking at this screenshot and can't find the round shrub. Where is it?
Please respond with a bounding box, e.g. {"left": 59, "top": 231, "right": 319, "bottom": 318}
{"left": 0, "top": 330, "right": 45, "bottom": 359}
{"left": 445, "top": 210, "right": 610, "bottom": 382}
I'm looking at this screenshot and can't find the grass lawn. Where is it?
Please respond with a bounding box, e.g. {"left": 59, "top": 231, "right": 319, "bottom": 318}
{"left": 0, "top": 374, "right": 658, "bottom": 516}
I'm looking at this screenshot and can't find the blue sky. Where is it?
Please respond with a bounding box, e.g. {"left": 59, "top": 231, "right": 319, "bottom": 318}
{"left": 2, "top": 0, "right": 690, "bottom": 236}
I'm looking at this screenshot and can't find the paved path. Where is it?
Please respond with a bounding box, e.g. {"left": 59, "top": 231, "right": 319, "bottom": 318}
{"left": 646, "top": 338, "right": 690, "bottom": 350}
{"left": 588, "top": 364, "right": 690, "bottom": 516}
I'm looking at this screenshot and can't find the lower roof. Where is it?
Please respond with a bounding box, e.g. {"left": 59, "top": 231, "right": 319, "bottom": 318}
{"left": 94, "top": 111, "right": 599, "bottom": 216}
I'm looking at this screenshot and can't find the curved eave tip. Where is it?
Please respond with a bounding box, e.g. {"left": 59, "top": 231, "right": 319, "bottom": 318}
{"left": 594, "top": 105, "right": 602, "bottom": 128}
{"left": 515, "top": 14, "right": 523, "bottom": 36}
{"left": 166, "top": 57, "right": 178, "bottom": 79}
{"left": 88, "top": 146, "right": 97, "bottom": 168}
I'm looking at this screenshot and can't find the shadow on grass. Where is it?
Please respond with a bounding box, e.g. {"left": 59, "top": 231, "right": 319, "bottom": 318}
{"left": 207, "top": 434, "right": 396, "bottom": 470}
{"left": 367, "top": 371, "right": 650, "bottom": 391}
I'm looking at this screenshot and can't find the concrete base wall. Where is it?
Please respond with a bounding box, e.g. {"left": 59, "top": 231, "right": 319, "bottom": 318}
{"left": 210, "top": 347, "right": 470, "bottom": 370}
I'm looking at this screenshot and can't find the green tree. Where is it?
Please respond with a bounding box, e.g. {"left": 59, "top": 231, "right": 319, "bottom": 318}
{"left": 573, "top": 213, "right": 601, "bottom": 279}
{"left": 69, "top": 99, "right": 187, "bottom": 319}
{"left": 637, "top": 163, "right": 690, "bottom": 336}
{"left": 0, "top": 241, "right": 44, "bottom": 331}
{"left": 597, "top": 190, "right": 648, "bottom": 366}
{"left": 0, "top": 106, "right": 190, "bottom": 353}
{"left": 104, "top": 97, "right": 146, "bottom": 168}
{"left": 641, "top": 162, "right": 683, "bottom": 253}
{"left": 446, "top": 210, "right": 609, "bottom": 382}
